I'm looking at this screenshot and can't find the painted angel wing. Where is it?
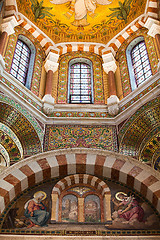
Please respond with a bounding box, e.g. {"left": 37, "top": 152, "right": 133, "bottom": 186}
{"left": 96, "top": 0, "right": 112, "bottom": 5}
{"left": 50, "top": 0, "right": 71, "bottom": 4}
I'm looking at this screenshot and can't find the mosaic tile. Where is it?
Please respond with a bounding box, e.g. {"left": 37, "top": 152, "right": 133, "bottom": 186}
{"left": 44, "top": 125, "right": 118, "bottom": 151}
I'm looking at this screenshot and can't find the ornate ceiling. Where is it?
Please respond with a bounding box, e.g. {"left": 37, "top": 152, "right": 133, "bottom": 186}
{"left": 17, "top": 0, "right": 147, "bottom": 43}
{"left": 118, "top": 97, "right": 160, "bottom": 170}
{"left": 0, "top": 101, "right": 43, "bottom": 164}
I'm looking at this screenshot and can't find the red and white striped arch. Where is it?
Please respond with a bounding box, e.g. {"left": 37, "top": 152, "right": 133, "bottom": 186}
{"left": 0, "top": 148, "right": 160, "bottom": 216}
{"left": 52, "top": 174, "right": 110, "bottom": 196}
{"left": 4, "top": 0, "right": 159, "bottom": 56}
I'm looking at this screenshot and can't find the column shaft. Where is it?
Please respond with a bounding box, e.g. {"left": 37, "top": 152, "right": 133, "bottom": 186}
{"left": 155, "top": 34, "right": 160, "bottom": 57}
{"left": 45, "top": 70, "right": 54, "bottom": 95}
{"left": 104, "top": 194, "right": 112, "bottom": 221}
{"left": 0, "top": 31, "right": 8, "bottom": 56}
{"left": 78, "top": 198, "right": 84, "bottom": 222}
{"left": 51, "top": 193, "right": 58, "bottom": 221}
{"left": 108, "top": 70, "right": 117, "bottom": 96}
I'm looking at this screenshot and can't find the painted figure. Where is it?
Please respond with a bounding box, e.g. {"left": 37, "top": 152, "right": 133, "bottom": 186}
{"left": 50, "top": 0, "right": 112, "bottom": 26}
{"left": 24, "top": 191, "right": 50, "bottom": 228}
{"left": 112, "top": 192, "right": 144, "bottom": 222}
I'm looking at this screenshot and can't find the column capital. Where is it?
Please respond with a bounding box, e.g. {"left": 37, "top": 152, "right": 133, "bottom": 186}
{"left": 102, "top": 53, "right": 117, "bottom": 74}
{"left": 144, "top": 17, "right": 160, "bottom": 37}
{"left": 44, "top": 52, "right": 59, "bottom": 73}
{"left": 0, "top": 16, "right": 18, "bottom": 35}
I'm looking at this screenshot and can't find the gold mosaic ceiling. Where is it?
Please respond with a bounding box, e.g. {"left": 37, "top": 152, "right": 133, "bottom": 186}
{"left": 17, "top": 0, "right": 147, "bottom": 43}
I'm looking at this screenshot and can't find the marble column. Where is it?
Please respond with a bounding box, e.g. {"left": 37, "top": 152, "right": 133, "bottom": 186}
{"left": 102, "top": 53, "right": 119, "bottom": 116}
{"left": 0, "top": 16, "right": 18, "bottom": 73}
{"left": 42, "top": 52, "right": 59, "bottom": 114}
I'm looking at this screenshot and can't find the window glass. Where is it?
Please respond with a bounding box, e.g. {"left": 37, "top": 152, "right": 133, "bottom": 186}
{"left": 131, "top": 41, "right": 152, "bottom": 87}
{"left": 10, "top": 40, "right": 31, "bottom": 85}
{"left": 69, "top": 62, "right": 92, "bottom": 104}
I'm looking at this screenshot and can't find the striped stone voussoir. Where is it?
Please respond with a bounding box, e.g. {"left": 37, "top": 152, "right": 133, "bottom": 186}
{"left": 0, "top": 148, "right": 160, "bottom": 216}
{"left": 52, "top": 174, "right": 110, "bottom": 196}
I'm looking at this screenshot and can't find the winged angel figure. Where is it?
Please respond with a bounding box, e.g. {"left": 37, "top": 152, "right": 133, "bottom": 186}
{"left": 50, "top": 0, "right": 112, "bottom": 26}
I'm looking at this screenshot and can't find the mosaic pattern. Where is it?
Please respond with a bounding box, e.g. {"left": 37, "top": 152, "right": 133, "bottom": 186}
{"left": 0, "top": 123, "right": 23, "bottom": 156}
{"left": 0, "top": 94, "right": 44, "bottom": 143}
{"left": 116, "top": 28, "right": 159, "bottom": 97}
{"left": 0, "top": 144, "right": 9, "bottom": 166}
{"left": 139, "top": 131, "right": 160, "bottom": 165}
{"left": 0, "top": 98, "right": 43, "bottom": 156}
{"left": 120, "top": 78, "right": 160, "bottom": 112}
{"left": 57, "top": 52, "right": 104, "bottom": 104}
{"left": 154, "top": 156, "right": 160, "bottom": 171}
{"left": 0, "top": 76, "right": 42, "bottom": 112}
{"left": 119, "top": 97, "right": 160, "bottom": 157}
{"left": 44, "top": 125, "right": 118, "bottom": 151}
{"left": 49, "top": 110, "right": 111, "bottom": 118}
{"left": 0, "top": 129, "right": 21, "bottom": 163}
{"left": 4, "top": 26, "right": 45, "bottom": 96}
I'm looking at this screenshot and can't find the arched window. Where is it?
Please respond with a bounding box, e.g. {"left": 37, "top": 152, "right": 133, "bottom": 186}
{"left": 68, "top": 58, "right": 93, "bottom": 104}
{"left": 126, "top": 37, "right": 152, "bottom": 91}
{"left": 10, "top": 35, "right": 36, "bottom": 89}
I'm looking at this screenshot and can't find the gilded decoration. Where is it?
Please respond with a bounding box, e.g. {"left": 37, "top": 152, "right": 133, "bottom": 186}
{"left": 57, "top": 52, "right": 104, "bottom": 104}
{"left": 44, "top": 125, "right": 118, "bottom": 151}
{"left": 0, "top": 96, "right": 44, "bottom": 156}
{"left": 16, "top": 0, "right": 146, "bottom": 43}
{"left": 139, "top": 131, "right": 160, "bottom": 166}
{"left": 4, "top": 26, "right": 45, "bottom": 96}
{"left": 116, "top": 29, "right": 159, "bottom": 97}
{"left": 118, "top": 98, "right": 160, "bottom": 159}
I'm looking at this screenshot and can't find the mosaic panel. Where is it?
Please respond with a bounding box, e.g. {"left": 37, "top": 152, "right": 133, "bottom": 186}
{"left": 0, "top": 130, "right": 21, "bottom": 163}
{"left": 119, "top": 97, "right": 160, "bottom": 157}
{"left": 0, "top": 100, "right": 43, "bottom": 156}
{"left": 44, "top": 125, "right": 118, "bottom": 151}
{"left": 57, "top": 52, "right": 104, "bottom": 104}
{"left": 49, "top": 110, "right": 111, "bottom": 118}
{"left": 120, "top": 78, "right": 160, "bottom": 112}
{"left": 0, "top": 76, "right": 42, "bottom": 111}
{"left": 0, "top": 94, "right": 44, "bottom": 143}
{"left": 116, "top": 28, "right": 159, "bottom": 97}
{"left": 154, "top": 156, "right": 160, "bottom": 171}
{"left": 4, "top": 25, "right": 45, "bottom": 96}
{"left": 0, "top": 177, "right": 159, "bottom": 236}
{"left": 0, "top": 123, "right": 23, "bottom": 156}
{"left": 139, "top": 130, "right": 160, "bottom": 165}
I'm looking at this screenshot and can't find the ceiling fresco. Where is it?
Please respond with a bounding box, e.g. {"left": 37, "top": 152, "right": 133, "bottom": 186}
{"left": 17, "top": 0, "right": 147, "bottom": 43}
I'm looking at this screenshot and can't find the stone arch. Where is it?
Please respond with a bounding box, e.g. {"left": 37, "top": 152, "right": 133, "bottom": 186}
{"left": 51, "top": 174, "right": 111, "bottom": 223}
{"left": 0, "top": 148, "right": 159, "bottom": 222}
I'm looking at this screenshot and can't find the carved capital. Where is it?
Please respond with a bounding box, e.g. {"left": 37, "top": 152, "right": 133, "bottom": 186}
{"left": 144, "top": 17, "right": 160, "bottom": 37}
{"left": 102, "top": 53, "right": 117, "bottom": 74}
{"left": 107, "top": 95, "right": 119, "bottom": 116}
{"left": 1, "top": 16, "right": 18, "bottom": 35}
{"left": 44, "top": 52, "right": 59, "bottom": 73}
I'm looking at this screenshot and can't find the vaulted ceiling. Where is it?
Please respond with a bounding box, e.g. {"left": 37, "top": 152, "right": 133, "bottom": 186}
{"left": 16, "top": 0, "right": 147, "bottom": 43}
